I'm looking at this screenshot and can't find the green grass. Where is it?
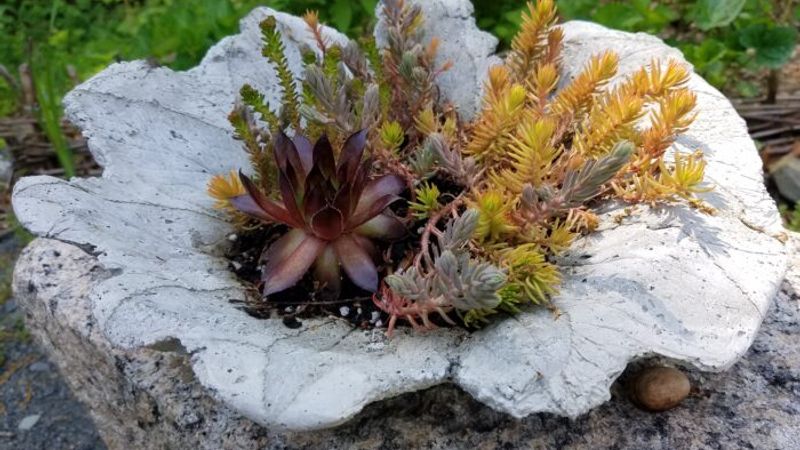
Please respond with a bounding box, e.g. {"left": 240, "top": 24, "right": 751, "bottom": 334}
{"left": 0, "top": 316, "right": 31, "bottom": 369}
{"left": 3, "top": 1, "right": 797, "bottom": 113}
{"left": 0, "top": 1, "right": 378, "bottom": 97}
{"left": 0, "top": 0, "right": 797, "bottom": 175}
{"left": 0, "top": 78, "right": 15, "bottom": 117}
{"left": 32, "top": 55, "right": 75, "bottom": 177}
{"left": 0, "top": 0, "right": 378, "bottom": 129}
{"left": 780, "top": 202, "right": 800, "bottom": 232}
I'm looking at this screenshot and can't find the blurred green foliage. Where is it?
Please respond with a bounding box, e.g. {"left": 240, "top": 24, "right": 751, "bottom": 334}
{"left": 0, "top": 0, "right": 798, "bottom": 172}
{"left": 0, "top": 0, "right": 378, "bottom": 172}
{"left": 0, "top": 0, "right": 377, "bottom": 77}
{"left": 780, "top": 202, "right": 800, "bottom": 231}
{"left": 2, "top": 0, "right": 797, "bottom": 114}
{"left": 475, "top": 0, "right": 799, "bottom": 97}
{"left": 32, "top": 50, "right": 76, "bottom": 177}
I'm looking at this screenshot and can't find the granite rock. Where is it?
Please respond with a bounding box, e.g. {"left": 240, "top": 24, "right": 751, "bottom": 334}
{"left": 11, "top": 0, "right": 788, "bottom": 432}
{"left": 12, "top": 237, "right": 800, "bottom": 449}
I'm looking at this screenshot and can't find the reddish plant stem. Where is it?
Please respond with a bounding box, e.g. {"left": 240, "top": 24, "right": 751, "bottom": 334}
{"left": 414, "top": 195, "right": 465, "bottom": 269}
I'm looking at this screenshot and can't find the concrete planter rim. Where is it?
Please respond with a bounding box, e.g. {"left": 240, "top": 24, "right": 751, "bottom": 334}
{"left": 11, "top": 0, "right": 788, "bottom": 431}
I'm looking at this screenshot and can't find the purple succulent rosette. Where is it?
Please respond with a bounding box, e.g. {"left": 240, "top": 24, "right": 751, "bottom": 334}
{"left": 231, "top": 130, "right": 405, "bottom": 295}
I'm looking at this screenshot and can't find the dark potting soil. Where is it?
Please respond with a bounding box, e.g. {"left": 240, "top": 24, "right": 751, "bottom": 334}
{"left": 224, "top": 184, "right": 478, "bottom": 333}
{"left": 226, "top": 223, "right": 401, "bottom": 332}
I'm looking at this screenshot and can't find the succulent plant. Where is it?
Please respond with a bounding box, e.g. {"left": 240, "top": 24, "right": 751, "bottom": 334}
{"left": 229, "top": 130, "right": 406, "bottom": 296}
{"left": 379, "top": 210, "right": 507, "bottom": 332}
{"left": 210, "top": 0, "right": 711, "bottom": 334}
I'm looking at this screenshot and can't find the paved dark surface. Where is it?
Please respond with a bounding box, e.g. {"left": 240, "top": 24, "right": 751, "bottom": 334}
{"left": 0, "top": 235, "right": 105, "bottom": 450}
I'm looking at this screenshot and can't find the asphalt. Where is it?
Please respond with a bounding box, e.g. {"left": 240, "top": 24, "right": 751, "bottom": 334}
{"left": 0, "top": 234, "right": 105, "bottom": 450}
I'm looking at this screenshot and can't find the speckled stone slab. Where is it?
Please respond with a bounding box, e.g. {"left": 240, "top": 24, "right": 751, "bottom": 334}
{"left": 11, "top": 0, "right": 788, "bottom": 431}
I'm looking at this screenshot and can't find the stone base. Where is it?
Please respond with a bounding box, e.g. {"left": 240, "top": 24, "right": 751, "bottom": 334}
{"left": 13, "top": 237, "right": 800, "bottom": 449}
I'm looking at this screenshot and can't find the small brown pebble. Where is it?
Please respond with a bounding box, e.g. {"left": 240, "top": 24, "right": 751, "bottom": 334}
{"left": 630, "top": 366, "right": 691, "bottom": 412}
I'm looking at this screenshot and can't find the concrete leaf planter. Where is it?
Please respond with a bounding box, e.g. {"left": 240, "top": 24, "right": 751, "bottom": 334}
{"left": 12, "top": 0, "right": 788, "bottom": 433}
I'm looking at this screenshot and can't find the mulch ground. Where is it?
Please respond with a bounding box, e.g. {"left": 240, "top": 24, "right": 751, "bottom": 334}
{"left": 734, "top": 96, "right": 800, "bottom": 168}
